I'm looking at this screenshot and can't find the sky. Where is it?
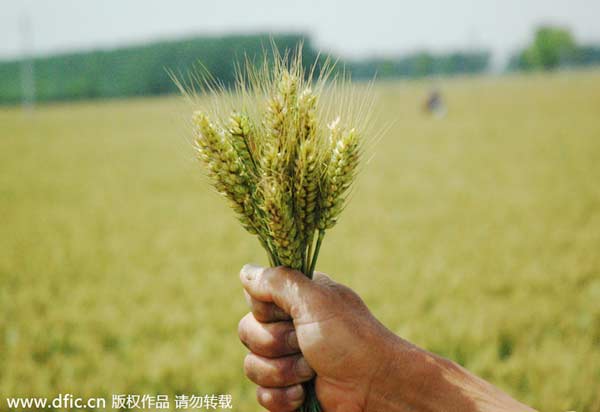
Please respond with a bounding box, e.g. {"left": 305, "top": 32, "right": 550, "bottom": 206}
{"left": 1, "top": 0, "right": 600, "bottom": 68}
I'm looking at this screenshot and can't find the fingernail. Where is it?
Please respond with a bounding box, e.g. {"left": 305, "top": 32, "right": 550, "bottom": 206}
{"left": 286, "top": 384, "right": 304, "bottom": 401}
{"left": 241, "top": 264, "right": 263, "bottom": 281}
{"left": 295, "top": 357, "right": 314, "bottom": 379}
{"left": 287, "top": 330, "right": 299, "bottom": 351}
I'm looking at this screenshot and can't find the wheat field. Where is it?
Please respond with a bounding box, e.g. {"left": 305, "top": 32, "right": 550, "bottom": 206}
{"left": 1, "top": 70, "right": 600, "bottom": 411}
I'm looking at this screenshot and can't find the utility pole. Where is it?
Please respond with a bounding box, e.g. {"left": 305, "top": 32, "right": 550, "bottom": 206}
{"left": 19, "top": 11, "right": 35, "bottom": 111}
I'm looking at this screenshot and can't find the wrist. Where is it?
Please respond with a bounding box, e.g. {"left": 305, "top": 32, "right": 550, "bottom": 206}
{"left": 366, "top": 333, "right": 536, "bottom": 412}
{"left": 365, "top": 334, "right": 441, "bottom": 412}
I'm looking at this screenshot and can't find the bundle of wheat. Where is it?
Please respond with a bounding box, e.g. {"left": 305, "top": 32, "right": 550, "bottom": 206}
{"left": 187, "top": 48, "right": 370, "bottom": 412}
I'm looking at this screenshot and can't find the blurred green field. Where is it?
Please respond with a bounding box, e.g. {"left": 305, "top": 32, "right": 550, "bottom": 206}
{"left": 1, "top": 70, "right": 600, "bottom": 411}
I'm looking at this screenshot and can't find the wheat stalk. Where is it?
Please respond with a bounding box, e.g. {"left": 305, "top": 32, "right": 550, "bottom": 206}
{"left": 186, "top": 47, "right": 369, "bottom": 412}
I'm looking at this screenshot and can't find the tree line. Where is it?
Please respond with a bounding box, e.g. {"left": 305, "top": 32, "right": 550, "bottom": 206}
{"left": 0, "top": 33, "right": 490, "bottom": 105}
{"left": 2, "top": 27, "right": 599, "bottom": 105}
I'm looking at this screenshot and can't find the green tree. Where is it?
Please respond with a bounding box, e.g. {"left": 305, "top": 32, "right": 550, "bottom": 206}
{"left": 523, "top": 26, "right": 576, "bottom": 70}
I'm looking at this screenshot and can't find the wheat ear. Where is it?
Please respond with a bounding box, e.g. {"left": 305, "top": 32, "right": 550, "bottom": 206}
{"left": 192, "top": 112, "right": 258, "bottom": 234}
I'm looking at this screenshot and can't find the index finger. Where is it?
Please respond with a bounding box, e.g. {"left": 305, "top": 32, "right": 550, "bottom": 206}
{"left": 244, "top": 290, "right": 291, "bottom": 323}
{"left": 239, "top": 264, "right": 319, "bottom": 318}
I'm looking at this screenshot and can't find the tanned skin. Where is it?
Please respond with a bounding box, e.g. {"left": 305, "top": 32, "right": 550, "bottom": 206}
{"left": 237, "top": 265, "right": 536, "bottom": 412}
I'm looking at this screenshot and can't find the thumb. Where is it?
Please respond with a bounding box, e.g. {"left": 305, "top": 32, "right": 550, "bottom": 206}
{"left": 240, "top": 264, "right": 322, "bottom": 318}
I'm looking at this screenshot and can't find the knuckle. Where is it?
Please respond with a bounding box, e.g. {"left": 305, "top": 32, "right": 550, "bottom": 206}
{"left": 240, "top": 316, "right": 295, "bottom": 357}
{"left": 270, "top": 358, "right": 295, "bottom": 387}
{"left": 268, "top": 360, "right": 291, "bottom": 386}
{"left": 254, "top": 335, "right": 277, "bottom": 356}
{"left": 255, "top": 388, "right": 270, "bottom": 408}
{"left": 243, "top": 354, "right": 291, "bottom": 387}
{"left": 243, "top": 354, "right": 255, "bottom": 380}
{"left": 257, "top": 387, "right": 302, "bottom": 412}
{"left": 237, "top": 326, "right": 249, "bottom": 350}
{"left": 270, "top": 372, "right": 287, "bottom": 387}
{"left": 256, "top": 388, "right": 278, "bottom": 410}
{"left": 257, "top": 323, "right": 296, "bottom": 357}
{"left": 237, "top": 313, "right": 250, "bottom": 340}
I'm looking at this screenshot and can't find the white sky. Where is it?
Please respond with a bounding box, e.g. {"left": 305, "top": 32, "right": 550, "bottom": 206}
{"left": 1, "top": 0, "right": 600, "bottom": 67}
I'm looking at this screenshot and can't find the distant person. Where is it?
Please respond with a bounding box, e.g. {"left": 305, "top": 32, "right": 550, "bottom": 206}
{"left": 238, "top": 265, "right": 536, "bottom": 412}
{"left": 424, "top": 88, "right": 447, "bottom": 118}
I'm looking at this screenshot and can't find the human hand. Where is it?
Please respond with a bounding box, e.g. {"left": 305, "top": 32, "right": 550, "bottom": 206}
{"left": 238, "top": 265, "right": 536, "bottom": 412}
{"left": 238, "top": 264, "right": 415, "bottom": 412}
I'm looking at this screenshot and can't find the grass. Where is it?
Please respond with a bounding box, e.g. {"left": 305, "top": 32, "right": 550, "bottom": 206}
{"left": 1, "top": 70, "right": 600, "bottom": 411}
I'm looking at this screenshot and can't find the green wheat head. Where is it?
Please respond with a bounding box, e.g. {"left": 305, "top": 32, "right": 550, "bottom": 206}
{"left": 186, "top": 48, "right": 369, "bottom": 276}
{"left": 182, "top": 47, "right": 372, "bottom": 412}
